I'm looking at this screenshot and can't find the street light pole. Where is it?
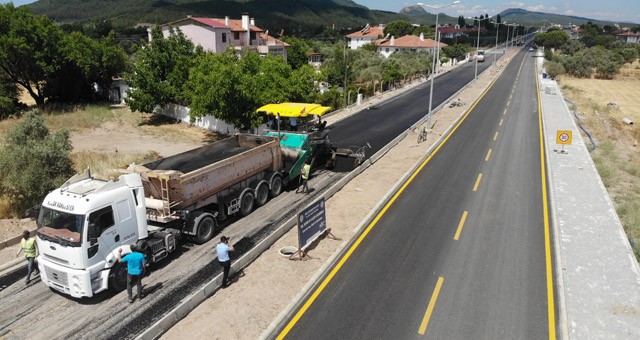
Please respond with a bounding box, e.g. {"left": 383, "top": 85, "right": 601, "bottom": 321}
{"left": 494, "top": 22, "right": 500, "bottom": 66}
{"left": 419, "top": 1, "right": 460, "bottom": 133}
{"left": 468, "top": 17, "right": 487, "bottom": 81}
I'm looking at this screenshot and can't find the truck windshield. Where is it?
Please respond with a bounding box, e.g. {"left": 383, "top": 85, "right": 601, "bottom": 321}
{"left": 37, "top": 207, "right": 85, "bottom": 247}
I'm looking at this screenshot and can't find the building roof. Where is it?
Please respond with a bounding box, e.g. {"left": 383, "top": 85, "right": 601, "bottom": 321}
{"left": 346, "top": 25, "right": 385, "bottom": 38}
{"left": 214, "top": 18, "right": 264, "bottom": 32}
{"left": 161, "top": 17, "right": 229, "bottom": 28}
{"left": 375, "top": 35, "right": 447, "bottom": 48}
{"left": 617, "top": 32, "right": 640, "bottom": 37}
{"left": 259, "top": 32, "right": 289, "bottom": 47}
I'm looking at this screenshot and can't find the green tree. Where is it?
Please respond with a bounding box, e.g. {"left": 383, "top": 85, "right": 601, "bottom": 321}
{"left": 126, "top": 27, "right": 199, "bottom": 113}
{"left": 412, "top": 25, "right": 434, "bottom": 40}
{"left": 281, "top": 36, "right": 310, "bottom": 70}
{"left": 384, "top": 20, "right": 414, "bottom": 38}
{"left": 544, "top": 60, "right": 565, "bottom": 79}
{"left": 534, "top": 30, "right": 569, "bottom": 49}
{"left": 186, "top": 51, "right": 299, "bottom": 129}
{"left": 0, "top": 4, "right": 63, "bottom": 106}
{"left": 0, "top": 73, "right": 20, "bottom": 119}
{"left": 0, "top": 110, "right": 74, "bottom": 215}
{"left": 442, "top": 44, "right": 469, "bottom": 62}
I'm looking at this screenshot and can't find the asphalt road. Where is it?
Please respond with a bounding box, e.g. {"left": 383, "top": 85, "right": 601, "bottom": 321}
{"left": 0, "top": 53, "right": 499, "bottom": 339}
{"left": 277, "top": 47, "right": 556, "bottom": 339}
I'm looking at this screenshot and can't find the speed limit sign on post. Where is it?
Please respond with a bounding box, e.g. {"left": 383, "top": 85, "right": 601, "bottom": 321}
{"left": 556, "top": 130, "right": 572, "bottom": 145}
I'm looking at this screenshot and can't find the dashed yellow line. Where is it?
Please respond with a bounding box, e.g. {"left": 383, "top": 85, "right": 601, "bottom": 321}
{"left": 485, "top": 148, "right": 492, "bottom": 161}
{"left": 493, "top": 131, "right": 499, "bottom": 141}
{"left": 454, "top": 211, "right": 468, "bottom": 240}
{"left": 418, "top": 276, "right": 445, "bottom": 335}
{"left": 503, "top": 108, "right": 508, "bottom": 115}
{"left": 499, "top": 118, "right": 504, "bottom": 126}
{"left": 473, "top": 173, "right": 483, "bottom": 192}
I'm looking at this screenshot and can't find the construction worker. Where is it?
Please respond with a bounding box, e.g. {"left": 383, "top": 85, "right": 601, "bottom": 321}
{"left": 296, "top": 159, "right": 311, "bottom": 194}
{"left": 16, "top": 230, "right": 39, "bottom": 285}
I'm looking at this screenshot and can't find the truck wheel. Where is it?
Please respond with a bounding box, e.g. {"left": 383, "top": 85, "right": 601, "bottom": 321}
{"left": 193, "top": 212, "right": 217, "bottom": 244}
{"left": 108, "top": 263, "right": 127, "bottom": 293}
{"left": 255, "top": 183, "right": 269, "bottom": 207}
{"left": 269, "top": 175, "right": 283, "bottom": 198}
{"left": 240, "top": 190, "right": 255, "bottom": 216}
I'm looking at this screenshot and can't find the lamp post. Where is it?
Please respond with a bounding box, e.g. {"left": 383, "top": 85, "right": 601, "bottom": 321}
{"left": 468, "top": 17, "right": 488, "bottom": 81}
{"left": 418, "top": 1, "right": 460, "bottom": 133}
{"left": 494, "top": 21, "right": 500, "bottom": 66}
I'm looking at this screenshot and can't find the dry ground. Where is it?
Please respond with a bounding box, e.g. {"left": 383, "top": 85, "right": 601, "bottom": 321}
{"left": 559, "top": 61, "right": 640, "bottom": 251}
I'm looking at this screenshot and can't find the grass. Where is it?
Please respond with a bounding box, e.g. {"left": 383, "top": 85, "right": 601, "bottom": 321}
{"left": 560, "top": 65, "right": 640, "bottom": 260}
{"left": 70, "top": 150, "right": 160, "bottom": 180}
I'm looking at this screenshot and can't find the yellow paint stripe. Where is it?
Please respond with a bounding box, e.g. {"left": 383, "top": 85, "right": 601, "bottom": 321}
{"left": 493, "top": 131, "right": 499, "bottom": 141}
{"left": 473, "top": 173, "right": 483, "bottom": 192}
{"left": 509, "top": 94, "right": 513, "bottom": 100}
{"left": 418, "top": 276, "right": 445, "bottom": 335}
{"left": 276, "top": 49, "right": 515, "bottom": 340}
{"left": 485, "top": 148, "right": 492, "bottom": 162}
{"left": 535, "top": 58, "right": 557, "bottom": 340}
{"left": 453, "top": 211, "right": 468, "bottom": 240}
{"left": 503, "top": 108, "right": 508, "bottom": 115}
{"left": 499, "top": 118, "right": 504, "bottom": 126}
{"left": 506, "top": 100, "right": 510, "bottom": 106}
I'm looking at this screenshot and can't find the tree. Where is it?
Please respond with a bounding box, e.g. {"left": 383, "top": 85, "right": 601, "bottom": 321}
{"left": 0, "top": 73, "right": 20, "bottom": 119}
{"left": 126, "top": 27, "right": 199, "bottom": 113}
{"left": 0, "top": 110, "right": 74, "bottom": 215}
{"left": 0, "top": 4, "right": 63, "bottom": 106}
{"left": 544, "top": 61, "right": 565, "bottom": 79}
{"left": 442, "top": 44, "right": 469, "bottom": 61}
{"left": 384, "top": 20, "right": 414, "bottom": 38}
{"left": 412, "top": 25, "right": 434, "bottom": 40}
{"left": 534, "top": 30, "right": 569, "bottom": 49}
{"left": 281, "top": 36, "right": 310, "bottom": 70}
{"left": 186, "top": 51, "right": 306, "bottom": 129}
{"left": 458, "top": 16, "right": 466, "bottom": 28}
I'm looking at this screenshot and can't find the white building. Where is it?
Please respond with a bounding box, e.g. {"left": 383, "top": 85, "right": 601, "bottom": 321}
{"left": 346, "top": 24, "right": 385, "bottom": 50}
{"left": 375, "top": 33, "right": 446, "bottom": 58}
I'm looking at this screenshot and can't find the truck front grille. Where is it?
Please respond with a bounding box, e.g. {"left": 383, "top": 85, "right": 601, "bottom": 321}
{"left": 44, "top": 266, "right": 69, "bottom": 287}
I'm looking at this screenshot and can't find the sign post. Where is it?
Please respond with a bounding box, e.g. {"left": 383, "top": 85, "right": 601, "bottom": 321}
{"left": 555, "top": 130, "right": 572, "bottom": 153}
{"left": 293, "top": 197, "right": 335, "bottom": 260}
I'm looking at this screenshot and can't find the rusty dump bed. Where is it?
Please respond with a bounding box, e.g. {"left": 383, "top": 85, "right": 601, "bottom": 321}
{"left": 130, "top": 134, "right": 284, "bottom": 214}
{"left": 144, "top": 137, "right": 250, "bottom": 173}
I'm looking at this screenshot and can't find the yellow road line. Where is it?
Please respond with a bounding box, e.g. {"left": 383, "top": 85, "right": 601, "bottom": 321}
{"left": 485, "top": 148, "right": 492, "bottom": 162}
{"left": 276, "top": 47, "right": 515, "bottom": 340}
{"left": 473, "top": 173, "right": 483, "bottom": 192}
{"left": 535, "top": 57, "right": 557, "bottom": 340}
{"left": 454, "top": 211, "right": 468, "bottom": 240}
{"left": 418, "top": 276, "right": 445, "bottom": 335}
{"left": 493, "top": 131, "right": 499, "bottom": 141}
{"left": 503, "top": 108, "right": 508, "bottom": 115}
{"left": 506, "top": 100, "right": 510, "bottom": 106}
{"left": 499, "top": 118, "right": 504, "bottom": 126}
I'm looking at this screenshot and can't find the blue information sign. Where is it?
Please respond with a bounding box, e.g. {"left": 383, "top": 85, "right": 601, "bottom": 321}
{"left": 297, "top": 198, "right": 327, "bottom": 251}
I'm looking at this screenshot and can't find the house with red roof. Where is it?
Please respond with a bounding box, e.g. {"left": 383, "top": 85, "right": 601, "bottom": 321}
{"left": 153, "top": 14, "right": 289, "bottom": 60}
{"left": 346, "top": 24, "right": 386, "bottom": 50}
{"left": 616, "top": 31, "right": 640, "bottom": 44}
{"left": 375, "top": 33, "right": 447, "bottom": 58}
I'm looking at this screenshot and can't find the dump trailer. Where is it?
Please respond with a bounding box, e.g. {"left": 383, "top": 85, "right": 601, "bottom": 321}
{"left": 35, "top": 134, "right": 288, "bottom": 298}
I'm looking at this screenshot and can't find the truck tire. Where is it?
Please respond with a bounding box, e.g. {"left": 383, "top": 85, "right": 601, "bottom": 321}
{"left": 255, "top": 182, "right": 269, "bottom": 207}
{"left": 193, "top": 212, "right": 217, "bottom": 244}
{"left": 269, "top": 175, "right": 283, "bottom": 198}
{"left": 108, "top": 262, "right": 127, "bottom": 293}
{"left": 239, "top": 189, "right": 255, "bottom": 216}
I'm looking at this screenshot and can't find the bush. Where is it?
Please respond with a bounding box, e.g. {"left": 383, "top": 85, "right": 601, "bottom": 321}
{"left": 0, "top": 110, "right": 74, "bottom": 215}
{"left": 545, "top": 61, "right": 566, "bottom": 79}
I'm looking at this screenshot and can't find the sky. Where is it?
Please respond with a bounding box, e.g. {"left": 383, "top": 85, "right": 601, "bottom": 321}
{"left": 1, "top": 0, "right": 638, "bottom": 24}
{"left": 355, "top": 0, "right": 640, "bottom": 24}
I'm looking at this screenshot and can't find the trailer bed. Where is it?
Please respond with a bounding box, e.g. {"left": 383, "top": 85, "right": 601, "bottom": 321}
{"left": 144, "top": 138, "right": 250, "bottom": 174}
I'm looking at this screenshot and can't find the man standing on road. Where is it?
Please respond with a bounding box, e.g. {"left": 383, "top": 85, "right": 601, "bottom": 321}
{"left": 216, "top": 236, "right": 234, "bottom": 288}
{"left": 16, "top": 230, "right": 39, "bottom": 285}
{"left": 117, "top": 245, "right": 147, "bottom": 303}
{"left": 296, "top": 159, "right": 311, "bottom": 194}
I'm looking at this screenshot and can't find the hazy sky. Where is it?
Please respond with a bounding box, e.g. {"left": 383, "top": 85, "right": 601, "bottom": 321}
{"left": 2, "top": 0, "right": 638, "bottom": 24}
{"left": 355, "top": 0, "right": 639, "bottom": 24}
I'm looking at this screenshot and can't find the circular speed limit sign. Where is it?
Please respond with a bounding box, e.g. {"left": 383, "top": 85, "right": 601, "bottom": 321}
{"left": 556, "top": 130, "right": 572, "bottom": 145}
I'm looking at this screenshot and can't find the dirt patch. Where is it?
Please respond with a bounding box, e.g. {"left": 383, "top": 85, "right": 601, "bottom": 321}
{"left": 559, "top": 62, "right": 640, "bottom": 248}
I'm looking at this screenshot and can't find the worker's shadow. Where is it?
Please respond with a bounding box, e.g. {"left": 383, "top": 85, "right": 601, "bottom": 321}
{"left": 141, "top": 282, "right": 163, "bottom": 298}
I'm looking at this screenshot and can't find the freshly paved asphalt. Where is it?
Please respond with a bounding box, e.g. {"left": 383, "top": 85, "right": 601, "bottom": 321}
{"left": 279, "top": 48, "right": 554, "bottom": 339}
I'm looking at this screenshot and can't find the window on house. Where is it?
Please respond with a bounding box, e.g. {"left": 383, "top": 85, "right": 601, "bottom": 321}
{"left": 386, "top": 48, "right": 389, "bottom": 52}
{"left": 234, "top": 32, "right": 240, "bottom": 40}
{"left": 250, "top": 31, "right": 256, "bottom": 41}
{"left": 222, "top": 33, "right": 227, "bottom": 43}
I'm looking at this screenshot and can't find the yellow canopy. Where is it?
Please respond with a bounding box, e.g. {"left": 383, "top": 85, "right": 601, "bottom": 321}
{"left": 257, "top": 103, "right": 331, "bottom": 118}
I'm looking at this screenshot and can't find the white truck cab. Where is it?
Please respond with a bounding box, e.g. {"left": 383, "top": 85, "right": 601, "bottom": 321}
{"left": 36, "top": 170, "right": 149, "bottom": 298}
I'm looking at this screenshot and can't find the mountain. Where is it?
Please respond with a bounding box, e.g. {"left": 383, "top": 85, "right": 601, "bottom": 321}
{"left": 26, "top": 0, "right": 406, "bottom": 35}
{"left": 498, "top": 8, "right": 627, "bottom": 27}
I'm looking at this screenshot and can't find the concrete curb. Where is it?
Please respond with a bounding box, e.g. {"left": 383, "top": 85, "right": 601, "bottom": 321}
{"left": 137, "top": 56, "right": 506, "bottom": 340}
{"left": 536, "top": 61, "right": 569, "bottom": 340}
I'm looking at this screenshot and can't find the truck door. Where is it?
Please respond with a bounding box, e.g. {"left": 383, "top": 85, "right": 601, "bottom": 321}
{"left": 86, "top": 206, "right": 117, "bottom": 264}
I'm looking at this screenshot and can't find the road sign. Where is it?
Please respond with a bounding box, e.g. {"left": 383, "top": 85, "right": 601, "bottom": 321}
{"left": 556, "top": 130, "right": 572, "bottom": 145}
{"left": 297, "top": 197, "right": 327, "bottom": 251}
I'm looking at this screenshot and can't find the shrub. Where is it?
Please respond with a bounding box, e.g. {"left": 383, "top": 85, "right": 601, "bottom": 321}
{"left": 0, "top": 110, "right": 74, "bottom": 215}
{"left": 545, "top": 61, "right": 566, "bottom": 79}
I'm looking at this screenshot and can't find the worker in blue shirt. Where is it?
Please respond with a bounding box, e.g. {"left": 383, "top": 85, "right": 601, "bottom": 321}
{"left": 216, "top": 236, "right": 234, "bottom": 288}
{"left": 117, "top": 245, "right": 147, "bottom": 303}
